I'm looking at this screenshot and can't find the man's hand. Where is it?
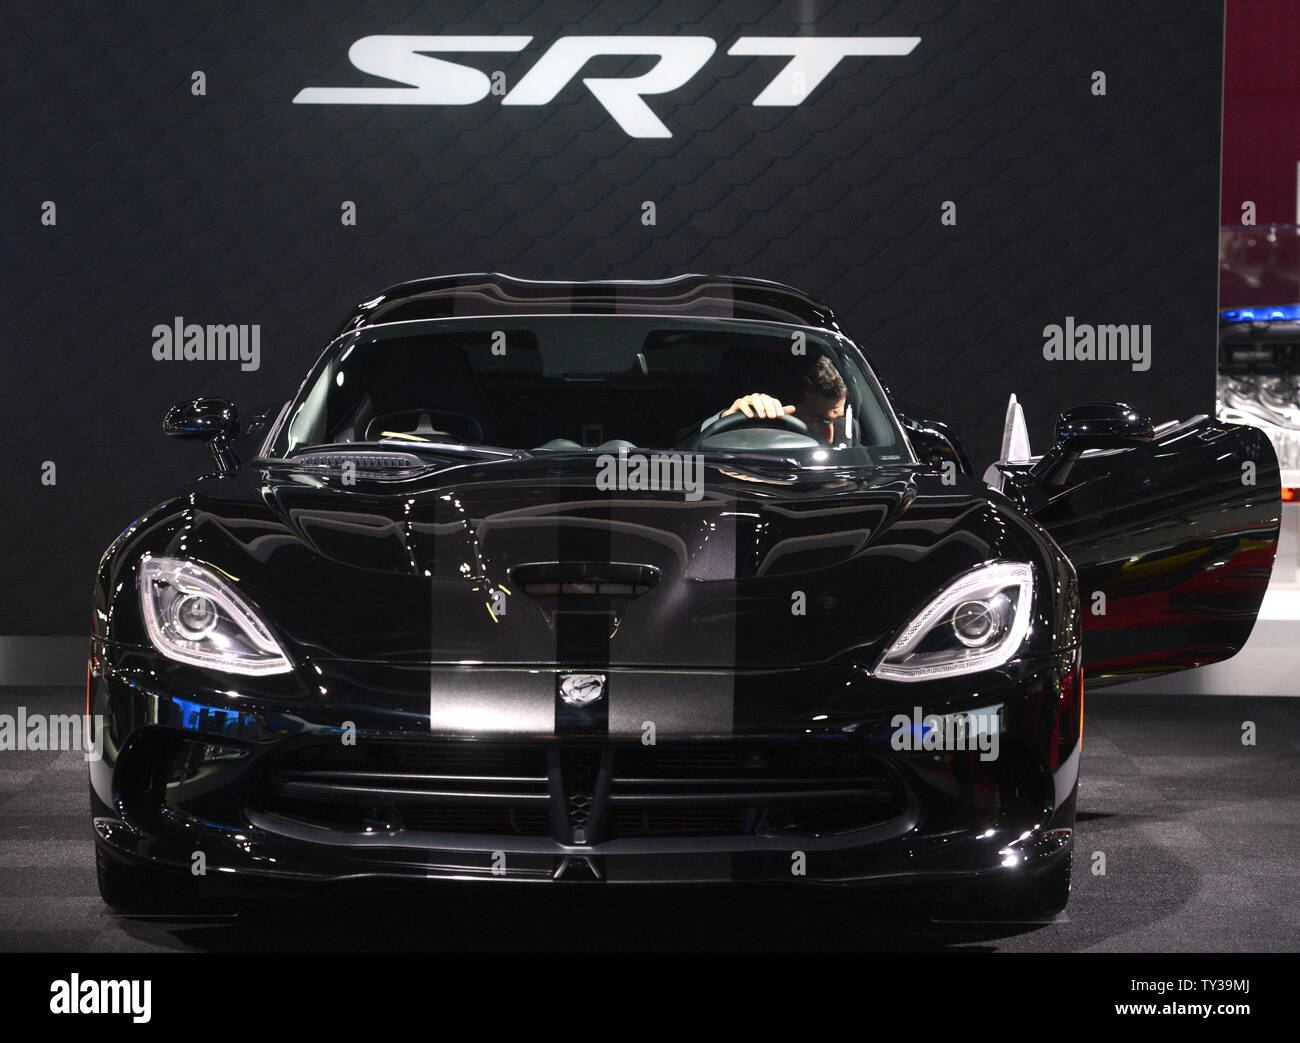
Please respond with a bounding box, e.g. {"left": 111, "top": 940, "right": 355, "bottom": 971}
{"left": 722, "top": 393, "right": 797, "bottom": 421}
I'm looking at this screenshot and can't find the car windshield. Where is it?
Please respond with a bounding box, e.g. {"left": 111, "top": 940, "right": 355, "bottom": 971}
{"left": 267, "top": 316, "right": 909, "bottom": 466}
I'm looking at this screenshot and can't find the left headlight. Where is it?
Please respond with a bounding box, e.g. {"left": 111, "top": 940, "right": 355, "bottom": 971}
{"left": 874, "top": 561, "right": 1034, "bottom": 682}
{"left": 138, "top": 555, "right": 292, "bottom": 675}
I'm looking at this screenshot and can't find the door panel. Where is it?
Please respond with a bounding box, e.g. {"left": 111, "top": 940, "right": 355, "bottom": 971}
{"left": 1010, "top": 416, "right": 1281, "bottom": 687}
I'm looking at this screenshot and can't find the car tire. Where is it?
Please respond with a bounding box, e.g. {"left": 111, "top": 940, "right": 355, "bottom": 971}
{"left": 95, "top": 844, "right": 231, "bottom": 916}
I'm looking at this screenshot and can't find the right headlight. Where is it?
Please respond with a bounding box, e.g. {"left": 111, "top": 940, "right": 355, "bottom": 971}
{"left": 874, "top": 561, "right": 1034, "bottom": 682}
{"left": 138, "top": 555, "right": 292, "bottom": 675}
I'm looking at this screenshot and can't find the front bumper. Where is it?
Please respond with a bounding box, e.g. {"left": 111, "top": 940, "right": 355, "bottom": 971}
{"left": 89, "top": 645, "right": 1081, "bottom": 892}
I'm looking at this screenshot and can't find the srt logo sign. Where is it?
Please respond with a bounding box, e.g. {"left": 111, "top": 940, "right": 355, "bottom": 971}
{"left": 294, "top": 36, "right": 921, "bottom": 138}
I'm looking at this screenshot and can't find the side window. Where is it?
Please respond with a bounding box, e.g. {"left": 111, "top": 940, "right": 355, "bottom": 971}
{"left": 286, "top": 361, "right": 334, "bottom": 450}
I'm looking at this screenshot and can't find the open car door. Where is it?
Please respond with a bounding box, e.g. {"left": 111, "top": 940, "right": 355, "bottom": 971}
{"left": 995, "top": 405, "right": 1281, "bottom": 688}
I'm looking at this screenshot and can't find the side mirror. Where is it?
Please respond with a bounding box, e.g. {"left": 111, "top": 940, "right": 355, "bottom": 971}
{"left": 163, "top": 398, "right": 240, "bottom": 475}
{"left": 1031, "top": 402, "right": 1153, "bottom": 487}
{"left": 899, "top": 415, "right": 974, "bottom": 477}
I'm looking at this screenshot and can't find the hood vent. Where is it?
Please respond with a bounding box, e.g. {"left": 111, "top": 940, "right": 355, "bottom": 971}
{"left": 510, "top": 562, "right": 660, "bottom": 599}
{"left": 291, "top": 451, "right": 425, "bottom": 474}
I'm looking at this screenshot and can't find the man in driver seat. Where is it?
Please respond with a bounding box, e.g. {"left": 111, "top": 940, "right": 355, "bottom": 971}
{"left": 702, "top": 354, "right": 849, "bottom": 445}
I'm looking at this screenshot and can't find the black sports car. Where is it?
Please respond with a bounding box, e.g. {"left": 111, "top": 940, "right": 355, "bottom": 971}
{"left": 89, "top": 274, "right": 1281, "bottom": 917}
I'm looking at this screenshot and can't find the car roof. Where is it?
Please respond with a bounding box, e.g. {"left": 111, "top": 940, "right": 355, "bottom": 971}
{"left": 335, "top": 273, "right": 844, "bottom": 337}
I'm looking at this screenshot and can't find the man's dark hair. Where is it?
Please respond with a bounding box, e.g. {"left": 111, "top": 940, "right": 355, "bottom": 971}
{"left": 802, "top": 354, "right": 847, "bottom": 400}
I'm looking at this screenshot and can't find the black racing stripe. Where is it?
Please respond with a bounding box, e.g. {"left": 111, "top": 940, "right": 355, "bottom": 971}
{"left": 550, "top": 476, "right": 614, "bottom": 849}
{"left": 552, "top": 479, "right": 614, "bottom": 737}
{"left": 730, "top": 490, "right": 763, "bottom": 671}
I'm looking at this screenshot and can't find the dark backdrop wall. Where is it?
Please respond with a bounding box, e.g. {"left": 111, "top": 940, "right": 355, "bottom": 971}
{"left": 2, "top": 0, "right": 1224, "bottom": 634}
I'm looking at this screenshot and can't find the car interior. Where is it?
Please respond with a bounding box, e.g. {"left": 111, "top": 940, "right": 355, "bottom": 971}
{"left": 281, "top": 323, "right": 899, "bottom": 457}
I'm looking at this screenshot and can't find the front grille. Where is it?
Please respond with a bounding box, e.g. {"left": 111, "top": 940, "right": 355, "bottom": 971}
{"left": 608, "top": 807, "right": 746, "bottom": 836}
{"left": 252, "top": 739, "right": 906, "bottom": 843}
{"left": 606, "top": 743, "right": 905, "bottom": 839}
{"left": 560, "top": 748, "right": 601, "bottom": 835}
{"left": 275, "top": 743, "right": 545, "bottom": 777}
{"left": 398, "top": 804, "right": 551, "bottom": 836}
{"left": 253, "top": 741, "right": 552, "bottom": 837}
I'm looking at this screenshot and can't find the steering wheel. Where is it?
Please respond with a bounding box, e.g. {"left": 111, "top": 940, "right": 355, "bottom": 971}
{"left": 690, "top": 409, "right": 809, "bottom": 448}
{"left": 364, "top": 409, "right": 484, "bottom": 444}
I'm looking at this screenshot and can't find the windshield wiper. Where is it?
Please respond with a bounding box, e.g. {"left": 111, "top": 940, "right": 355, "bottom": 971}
{"left": 262, "top": 442, "right": 531, "bottom": 471}
{"left": 701, "top": 451, "right": 802, "bottom": 470}
{"left": 376, "top": 439, "right": 531, "bottom": 461}
{"left": 702, "top": 451, "right": 884, "bottom": 484}
{"left": 700, "top": 452, "right": 804, "bottom": 484}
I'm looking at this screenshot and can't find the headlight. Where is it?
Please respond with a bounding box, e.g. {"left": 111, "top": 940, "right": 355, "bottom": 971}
{"left": 874, "top": 561, "right": 1034, "bottom": 681}
{"left": 138, "top": 556, "right": 292, "bottom": 675}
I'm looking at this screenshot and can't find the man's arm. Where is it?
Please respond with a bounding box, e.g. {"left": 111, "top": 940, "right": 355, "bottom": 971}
{"left": 700, "top": 393, "right": 795, "bottom": 431}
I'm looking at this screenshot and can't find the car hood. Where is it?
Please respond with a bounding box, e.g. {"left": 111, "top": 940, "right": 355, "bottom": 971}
{"left": 132, "top": 458, "right": 1035, "bottom": 669}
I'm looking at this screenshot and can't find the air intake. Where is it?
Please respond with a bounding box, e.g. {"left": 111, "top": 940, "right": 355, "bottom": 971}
{"left": 510, "top": 562, "right": 660, "bottom": 598}
{"left": 292, "top": 451, "right": 424, "bottom": 472}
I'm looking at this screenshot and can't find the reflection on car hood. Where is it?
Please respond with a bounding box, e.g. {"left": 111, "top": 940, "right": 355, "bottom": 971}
{"left": 150, "top": 457, "right": 1038, "bottom": 668}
